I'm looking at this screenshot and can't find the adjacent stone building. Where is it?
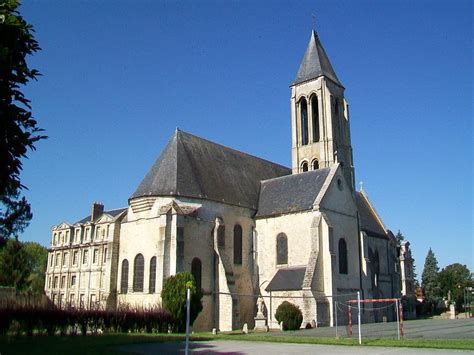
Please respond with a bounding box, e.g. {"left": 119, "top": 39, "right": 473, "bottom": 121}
{"left": 45, "top": 30, "right": 414, "bottom": 330}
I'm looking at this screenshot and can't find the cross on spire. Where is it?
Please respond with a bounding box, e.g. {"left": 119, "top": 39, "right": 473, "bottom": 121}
{"left": 311, "top": 13, "right": 317, "bottom": 31}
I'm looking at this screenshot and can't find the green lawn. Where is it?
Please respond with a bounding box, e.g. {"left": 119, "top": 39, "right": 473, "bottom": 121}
{"left": 0, "top": 333, "right": 473, "bottom": 354}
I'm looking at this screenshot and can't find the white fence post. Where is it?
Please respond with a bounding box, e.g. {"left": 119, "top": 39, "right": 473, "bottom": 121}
{"left": 185, "top": 288, "right": 191, "bottom": 355}
{"left": 357, "top": 291, "right": 361, "bottom": 345}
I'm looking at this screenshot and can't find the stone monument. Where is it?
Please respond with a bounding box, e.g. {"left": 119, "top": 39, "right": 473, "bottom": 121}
{"left": 254, "top": 296, "right": 268, "bottom": 331}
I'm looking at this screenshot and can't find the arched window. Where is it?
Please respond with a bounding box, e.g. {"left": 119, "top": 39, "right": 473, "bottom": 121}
{"left": 311, "top": 159, "right": 319, "bottom": 170}
{"left": 276, "top": 233, "right": 288, "bottom": 265}
{"left": 217, "top": 225, "right": 225, "bottom": 248}
{"left": 311, "top": 95, "right": 320, "bottom": 142}
{"left": 149, "top": 256, "right": 156, "bottom": 294}
{"left": 338, "top": 238, "right": 348, "bottom": 274}
{"left": 120, "top": 259, "right": 129, "bottom": 294}
{"left": 300, "top": 98, "right": 308, "bottom": 146}
{"left": 233, "top": 225, "right": 243, "bottom": 265}
{"left": 133, "top": 254, "right": 144, "bottom": 292}
{"left": 191, "top": 258, "right": 202, "bottom": 291}
{"left": 301, "top": 161, "right": 308, "bottom": 172}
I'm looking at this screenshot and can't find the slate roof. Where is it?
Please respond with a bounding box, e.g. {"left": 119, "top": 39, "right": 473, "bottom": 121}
{"left": 265, "top": 266, "right": 306, "bottom": 292}
{"left": 131, "top": 130, "right": 291, "bottom": 209}
{"left": 74, "top": 208, "right": 127, "bottom": 225}
{"left": 355, "top": 192, "right": 387, "bottom": 237}
{"left": 256, "top": 168, "right": 330, "bottom": 218}
{"left": 292, "top": 30, "right": 342, "bottom": 87}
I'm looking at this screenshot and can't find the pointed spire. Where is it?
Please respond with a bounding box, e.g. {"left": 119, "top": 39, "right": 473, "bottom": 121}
{"left": 292, "top": 30, "right": 342, "bottom": 87}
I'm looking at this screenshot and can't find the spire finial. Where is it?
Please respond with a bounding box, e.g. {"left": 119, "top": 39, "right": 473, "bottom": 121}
{"left": 359, "top": 181, "right": 364, "bottom": 192}
{"left": 311, "top": 13, "right": 317, "bottom": 31}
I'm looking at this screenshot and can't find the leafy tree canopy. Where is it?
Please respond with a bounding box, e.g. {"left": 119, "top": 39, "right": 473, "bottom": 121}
{"left": 395, "top": 230, "right": 404, "bottom": 243}
{"left": 421, "top": 248, "right": 440, "bottom": 301}
{"left": 0, "top": 239, "right": 30, "bottom": 291}
{"left": 0, "top": 0, "right": 46, "bottom": 241}
{"left": 161, "top": 272, "right": 203, "bottom": 332}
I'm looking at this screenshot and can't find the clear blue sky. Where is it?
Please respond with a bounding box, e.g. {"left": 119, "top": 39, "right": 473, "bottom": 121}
{"left": 19, "top": 1, "right": 472, "bottom": 275}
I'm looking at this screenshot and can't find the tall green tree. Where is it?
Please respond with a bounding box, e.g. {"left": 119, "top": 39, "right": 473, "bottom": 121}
{"left": 438, "top": 263, "right": 472, "bottom": 312}
{"left": 0, "top": 239, "right": 30, "bottom": 290}
{"left": 395, "top": 230, "right": 404, "bottom": 243}
{"left": 161, "top": 272, "right": 203, "bottom": 332}
{"left": 421, "top": 248, "right": 440, "bottom": 302}
{"left": 22, "top": 241, "right": 48, "bottom": 294}
{"left": 0, "top": 0, "right": 46, "bottom": 241}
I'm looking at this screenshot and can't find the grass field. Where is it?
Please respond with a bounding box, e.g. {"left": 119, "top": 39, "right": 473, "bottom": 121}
{"left": 1, "top": 333, "right": 473, "bottom": 354}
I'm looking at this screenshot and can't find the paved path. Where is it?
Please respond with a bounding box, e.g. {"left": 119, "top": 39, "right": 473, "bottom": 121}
{"left": 118, "top": 340, "right": 473, "bottom": 354}
{"left": 261, "top": 318, "right": 474, "bottom": 340}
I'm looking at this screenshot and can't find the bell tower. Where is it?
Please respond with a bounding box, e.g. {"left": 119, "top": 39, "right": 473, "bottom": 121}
{"left": 290, "top": 30, "right": 355, "bottom": 190}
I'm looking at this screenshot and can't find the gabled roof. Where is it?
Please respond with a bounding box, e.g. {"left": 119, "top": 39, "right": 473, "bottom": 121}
{"left": 74, "top": 208, "right": 127, "bottom": 225}
{"left": 292, "top": 30, "right": 342, "bottom": 87}
{"left": 356, "top": 191, "right": 387, "bottom": 238}
{"left": 131, "top": 130, "right": 291, "bottom": 209}
{"left": 256, "top": 168, "right": 331, "bottom": 218}
{"left": 265, "top": 266, "right": 306, "bottom": 292}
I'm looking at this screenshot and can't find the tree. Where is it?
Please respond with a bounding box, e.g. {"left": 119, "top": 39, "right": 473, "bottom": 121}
{"left": 0, "top": 239, "right": 30, "bottom": 290}
{"left": 275, "top": 301, "right": 303, "bottom": 330}
{"left": 421, "top": 248, "right": 441, "bottom": 309}
{"left": 0, "top": 0, "right": 46, "bottom": 241}
{"left": 161, "top": 272, "right": 203, "bottom": 332}
{"left": 438, "top": 263, "right": 472, "bottom": 312}
{"left": 22, "top": 241, "right": 48, "bottom": 294}
{"left": 395, "top": 230, "right": 404, "bottom": 244}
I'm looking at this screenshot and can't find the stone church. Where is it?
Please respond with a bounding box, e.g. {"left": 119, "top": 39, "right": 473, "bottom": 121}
{"left": 45, "top": 30, "right": 412, "bottom": 330}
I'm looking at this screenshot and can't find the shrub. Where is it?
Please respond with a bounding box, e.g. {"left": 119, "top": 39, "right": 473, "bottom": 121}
{"left": 161, "top": 272, "right": 203, "bottom": 332}
{"left": 275, "top": 301, "right": 303, "bottom": 331}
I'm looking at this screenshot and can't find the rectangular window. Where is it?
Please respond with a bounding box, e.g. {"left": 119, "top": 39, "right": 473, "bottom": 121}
{"left": 60, "top": 276, "right": 66, "bottom": 288}
{"left": 93, "top": 249, "right": 98, "bottom": 264}
{"left": 50, "top": 254, "right": 53, "bottom": 267}
{"left": 71, "top": 275, "right": 76, "bottom": 287}
{"left": 54, "top": 276, "right": 58, "bottom": 289}
{"left": 80, "top": 294, "right": 85, "bottom": 309}
{"left": 177, "top": 227, "right": 185, "bottom": 258}
{"left": 90, "top": 294, "right": 96, "bottom": 309}
{"left": 83, "top": 250, "right": 89, "bottom": 264}
{"left": 55, "top": 253, "right": 60, "bottom": 267}
{"left": 103, "top": 247, "right": 107, "bottom": 263}
{"left": 62, "top": 252, "right": 68, "bottom": 267}
{"left": 73, "top": 251, "right": 78, "bottom": 265}
{"left": 70, "top": 294, "right": 75, "bottom": 307}
{"left": 48, "top": 276, "right": 51, "bottom": 288}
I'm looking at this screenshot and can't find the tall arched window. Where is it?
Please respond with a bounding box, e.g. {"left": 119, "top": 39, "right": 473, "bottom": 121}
{"left": 233, "top": 224, "right": 243, "bottom": 265}
{"left": 217, "top": 225, "right": 225, "bottom": 248}
{"left": 301, "top": 161, "right": 308, "bottom": 172}
{"left": 149, "top": 256, "right": 156, "bottom": 294}
{"left": 191, "top": 257, "right": 202, "bottom": 291}
{"left": 300, "top": 98, "right": 308, "bottom": 145}
{"left": 120, "top": 259, "right": 129, "bottom": 294}
{"left": 276, "top": 233, "right": 288, "bottom": 265}
{"left": 338, "top": 238, "right": 348, "bottom": 274}
{"left": 133, "top": 254, "right": 144, "bottom": 292}
{"left": 311, "top": 159, "right": 319, "bottom": 170}
{"left": 311, "top": 95, "right": 320, "bottom": 142}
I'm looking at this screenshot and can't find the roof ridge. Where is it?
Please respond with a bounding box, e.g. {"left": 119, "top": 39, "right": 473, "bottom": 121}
{"left": 176, "top": 129, "right": 290, "bottom": 171}
{"left": 261, "top": 167, "right": 330, "bottom": 184}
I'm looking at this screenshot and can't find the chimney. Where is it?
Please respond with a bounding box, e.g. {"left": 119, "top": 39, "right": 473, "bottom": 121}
{"left": 91, "top": 202, "right": 104, "bottom": 221}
